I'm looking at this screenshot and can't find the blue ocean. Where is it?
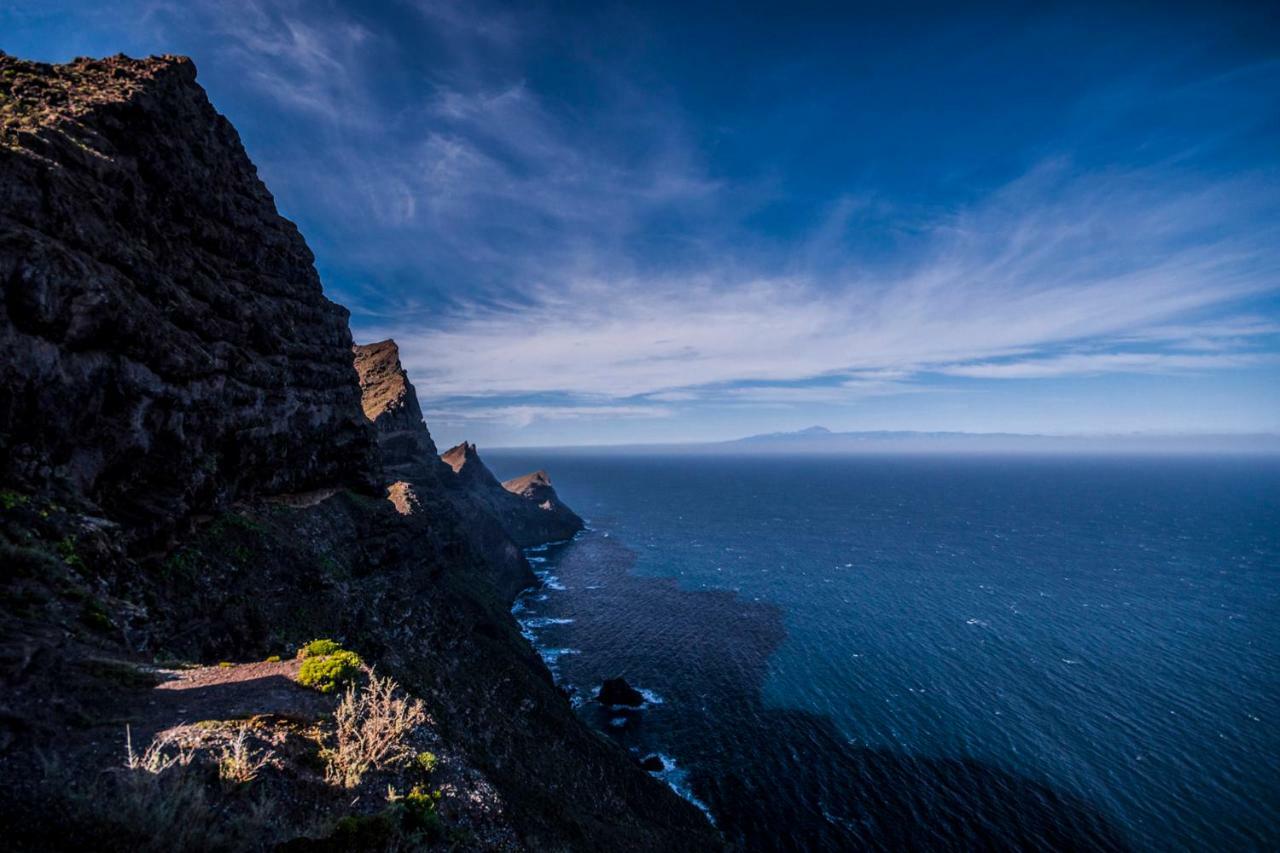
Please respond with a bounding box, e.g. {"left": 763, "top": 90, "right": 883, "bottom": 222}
{"left": 484, "top": 452, "right": 1280, "bottom": 851}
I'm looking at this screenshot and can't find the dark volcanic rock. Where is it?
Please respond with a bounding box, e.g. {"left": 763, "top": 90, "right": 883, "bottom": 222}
{"left": 0, "top": 52, "right": 378, "bottom": 544}
{"left": 0, "top": 51, "right": 720, "bottom": 852}
{"left": 352, "top": 339, "right": 450, "bottom": 485}
{"left": 598, "top": 677, "right": 646, "bottom": 707}
{"left": 351, "top": 338, "right": 534, "bottom": 599}
{"left": 502, "top": 468, "right": 585, "bottom": 540}
{"left": 443, "top": 441, "right": 585, "bottom": 547}
{"left": 639, "top": 754, "right": 665, "bottom": 773}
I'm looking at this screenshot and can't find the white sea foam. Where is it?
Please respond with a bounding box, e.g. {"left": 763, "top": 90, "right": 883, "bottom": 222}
{"left": 538, "top": 647, "right": 581, "bottom": 663}
{"left": 638, "top": 688, "right": 665, "bottom": 706}
{"left": 524, "top": 616, "right": 574, "bottom": 629}
{"left": 652, "top": 754, "right": 716, "bottom": 825}
{"left": 545, "top": 577, "right": 567, "bottom": 590}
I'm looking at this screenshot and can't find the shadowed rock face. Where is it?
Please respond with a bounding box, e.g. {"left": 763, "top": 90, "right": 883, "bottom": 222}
{"left": 352, "top": 339, "right": 450, "bottom": 485}
{"left": 0, "top": 52, "right": 378, "bottom": 544}
{"left": 352, "top": 338, "right": 536, "bottom": 599}
{"left": 442, "top": 441, "right": 585, "bottom": 547}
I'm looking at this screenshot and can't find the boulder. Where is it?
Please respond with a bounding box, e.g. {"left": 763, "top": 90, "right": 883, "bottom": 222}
{"left": 597, "top": 677, "right": 645, "bottom": 707}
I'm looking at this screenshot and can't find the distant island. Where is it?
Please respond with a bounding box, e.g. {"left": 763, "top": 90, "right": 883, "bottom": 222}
{"left": 496, "top": 427, "right": 1280, "bottom": 456}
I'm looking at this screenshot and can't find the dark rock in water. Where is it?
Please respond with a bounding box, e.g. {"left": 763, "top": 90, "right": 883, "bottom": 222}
{"left": 639, "top": 754, "right": 665, "bottom": 773}
{"left": 598, "top": 678, "right": 646, "bottom": 707}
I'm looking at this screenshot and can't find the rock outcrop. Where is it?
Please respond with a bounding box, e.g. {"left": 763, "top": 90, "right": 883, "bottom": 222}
{"left": 352, "top": 339, "right": 449, "bottom": 485}
{"left": 0, "top": 52, "right": 719, "bottom": 851}
{"left": 597, "top": 677, "right": 646, "bottom": 708}
{"left": 442, "top": 441, "right": 585, "bottom": 547}
{"left": 352, "top": 338, "right": 534, "bottom": 599}
{"left": 0, "top": 52, "right": 379, "bottom": 545}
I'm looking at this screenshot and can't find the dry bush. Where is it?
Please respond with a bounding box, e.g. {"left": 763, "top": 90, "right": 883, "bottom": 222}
{"left": 125, "top": 725, "right": 195, "bottom": 774}
{"left": 34, "top": 727, "right": 282, "bottom": 852}
{"left": 324, "top": 672, "right": 426, "bottom": 788}
{"left": 218, "top": 725, "right": 275, "bottom": 785}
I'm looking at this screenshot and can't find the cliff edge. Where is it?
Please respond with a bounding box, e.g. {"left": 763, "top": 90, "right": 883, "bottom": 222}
{"left": 0, "top": 52, "right": 718, "bottom": 852}
{"left": 0, "top": 52, "right": 380, "bottom": 547}
{"left": 442, "top": 442, "right": 585, "bottom": 547}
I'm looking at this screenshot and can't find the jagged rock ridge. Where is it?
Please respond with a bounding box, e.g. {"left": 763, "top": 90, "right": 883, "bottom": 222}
{"left": 442, "top": 441, "right": 584, "bottom": 547}
{"left": 352, "top": 338, "right": 534, "bottom": 599}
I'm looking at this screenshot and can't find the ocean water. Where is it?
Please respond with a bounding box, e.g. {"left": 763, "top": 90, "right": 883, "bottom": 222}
{"left": 485, "top": 452, "right": 1280, "bottom": 851}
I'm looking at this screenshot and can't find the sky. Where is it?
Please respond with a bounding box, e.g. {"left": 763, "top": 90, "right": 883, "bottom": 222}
{"left": 5, "top": 0, "right": 1280, "bottom": 447}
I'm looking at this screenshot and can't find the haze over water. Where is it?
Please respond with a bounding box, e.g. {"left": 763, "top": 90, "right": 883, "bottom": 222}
{"left": 489, "top": 451, "right": 1280, "bottom": 851}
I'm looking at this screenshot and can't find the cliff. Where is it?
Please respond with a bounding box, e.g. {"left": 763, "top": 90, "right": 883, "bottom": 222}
{"left": 0, "top": 52, "right": 718, "bottom": 851}
{"left": 0, "top": 52, "right": 380, "bottom": 547}
{"left": 352, "top": 339, "right": 534, "bottom": 601}
{"left": 442, "top": 442, "right": 585, "bottom": 547}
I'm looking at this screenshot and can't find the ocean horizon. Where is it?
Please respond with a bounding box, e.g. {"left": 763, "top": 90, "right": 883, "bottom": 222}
{"left": 487, "top": 451, "right": 1280, "bottom": 851}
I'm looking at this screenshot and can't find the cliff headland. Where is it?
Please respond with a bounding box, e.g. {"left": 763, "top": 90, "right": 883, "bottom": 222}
{"left": 0, "top": 51, "right": 717, "bottom": 851}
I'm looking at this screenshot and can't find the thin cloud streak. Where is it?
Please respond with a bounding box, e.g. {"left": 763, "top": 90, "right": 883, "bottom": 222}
{"left": 370, "top": 163, "right": 1279, "bottom": 410}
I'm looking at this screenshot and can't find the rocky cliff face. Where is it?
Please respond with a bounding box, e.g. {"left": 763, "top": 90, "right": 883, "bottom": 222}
{"left": 352, "top": 338, "right": 534, "bottom": 600}
{"left": 442, "top": 442, "right": 585, "bottom": 547}
{"left": 0, "top": 51, "right": 716, "bottom": 851}
{"left": 0, "top": 52, "right": 379, "bottom": 545}
{"left": 353, "top": 339, "right": 450, "bottom": 486}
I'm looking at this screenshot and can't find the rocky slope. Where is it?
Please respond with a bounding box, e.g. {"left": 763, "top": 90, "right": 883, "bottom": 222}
{"left": 0, "top": 52, "right": 719, "bottom": 851}
{"left": 0, "top": 52, "right": 379, "bottom": 548}
{"left": 441, "top": 442, "right": 584, "bottom": 548}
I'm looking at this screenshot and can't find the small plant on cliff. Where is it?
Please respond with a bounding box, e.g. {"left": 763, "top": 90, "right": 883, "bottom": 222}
{"left": 298, "top": 649, "right": 363, "bottom": 694}
{"left": 298, "top": 638, "right": 342, "bottom": 659}
{"left": 415, "top": 750, "right": 438, "bottom": 775}
{"left": 218, "top": 726, "right": 274, "bottom": 786}
{"left": 322, "top": 672, "right": 426, "bottom": 788}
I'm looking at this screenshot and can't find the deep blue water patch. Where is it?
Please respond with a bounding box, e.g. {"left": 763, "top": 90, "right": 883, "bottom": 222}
{"left": 489, "top": 452, "right": 1280, "bottom": 851}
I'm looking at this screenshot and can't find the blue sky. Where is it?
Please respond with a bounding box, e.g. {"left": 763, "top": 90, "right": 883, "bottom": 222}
{"left": 6, "top": 1, "right": 1280, "bottom": 446}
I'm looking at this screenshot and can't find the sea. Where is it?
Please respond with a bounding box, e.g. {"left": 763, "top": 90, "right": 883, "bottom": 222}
{"left": 483, "top": 452, "right": 1280, "bottom": 851}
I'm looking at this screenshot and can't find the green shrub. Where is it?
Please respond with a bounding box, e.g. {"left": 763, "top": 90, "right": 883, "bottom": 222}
{"left": 415, "top": 751, "right": 438, "bottom": 775}
{"left": 298, "top": 650, "right": 363, "bottom": 693}
{"left": 297, "top": 638, "right": 342, "bottom": 659}
{"left": 217, "top": 661, "right": 234, "bottom": 669}
{"left": 265, "top": 655, "right": 281, "bottom": 663}
{"left": 401, "top": 786, "right": 443, "bottom": 837}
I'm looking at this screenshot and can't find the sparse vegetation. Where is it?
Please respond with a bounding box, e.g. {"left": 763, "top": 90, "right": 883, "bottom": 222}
{"left": 40, "top": 727, "right": 285, "bottom": 852}
{"left": 298, "top": 649, "right": 363, "bottom": 694}
{"left": 415, "top": 750, "right": 438, "bottom": 775}
{"left": 322, "top": 672, "right": 425, "bottom": 788}
{"left": 217, "top": 726, "right": 274, "bottom": 786}
{"left": 218, "top": 661, "right": 234, "bottom": 669}
{"left": 80, "top": 599, "right": 113, "bottom": 633}
{"left": 265, "top": 654, "right": 281, "bottom": 663}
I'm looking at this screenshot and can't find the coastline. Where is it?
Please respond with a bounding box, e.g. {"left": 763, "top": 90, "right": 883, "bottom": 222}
{"left": 510, "top": 524, "right": 718, "bottom": 823}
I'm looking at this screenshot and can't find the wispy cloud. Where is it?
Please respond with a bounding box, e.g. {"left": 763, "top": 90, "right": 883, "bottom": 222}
{"left": 936, "top": 351, "right": 1271, "bottom": 379}
{"left": 367, "top": 161, "right": 1279, "bottom": 413}
{"left": 45, "top": 0, "right": 1274, "bottom": 437}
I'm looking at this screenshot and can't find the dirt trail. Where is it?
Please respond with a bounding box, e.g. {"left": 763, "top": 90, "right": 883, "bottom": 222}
{"left": 132, "top": 659, "right": 335, "bottom": 742}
